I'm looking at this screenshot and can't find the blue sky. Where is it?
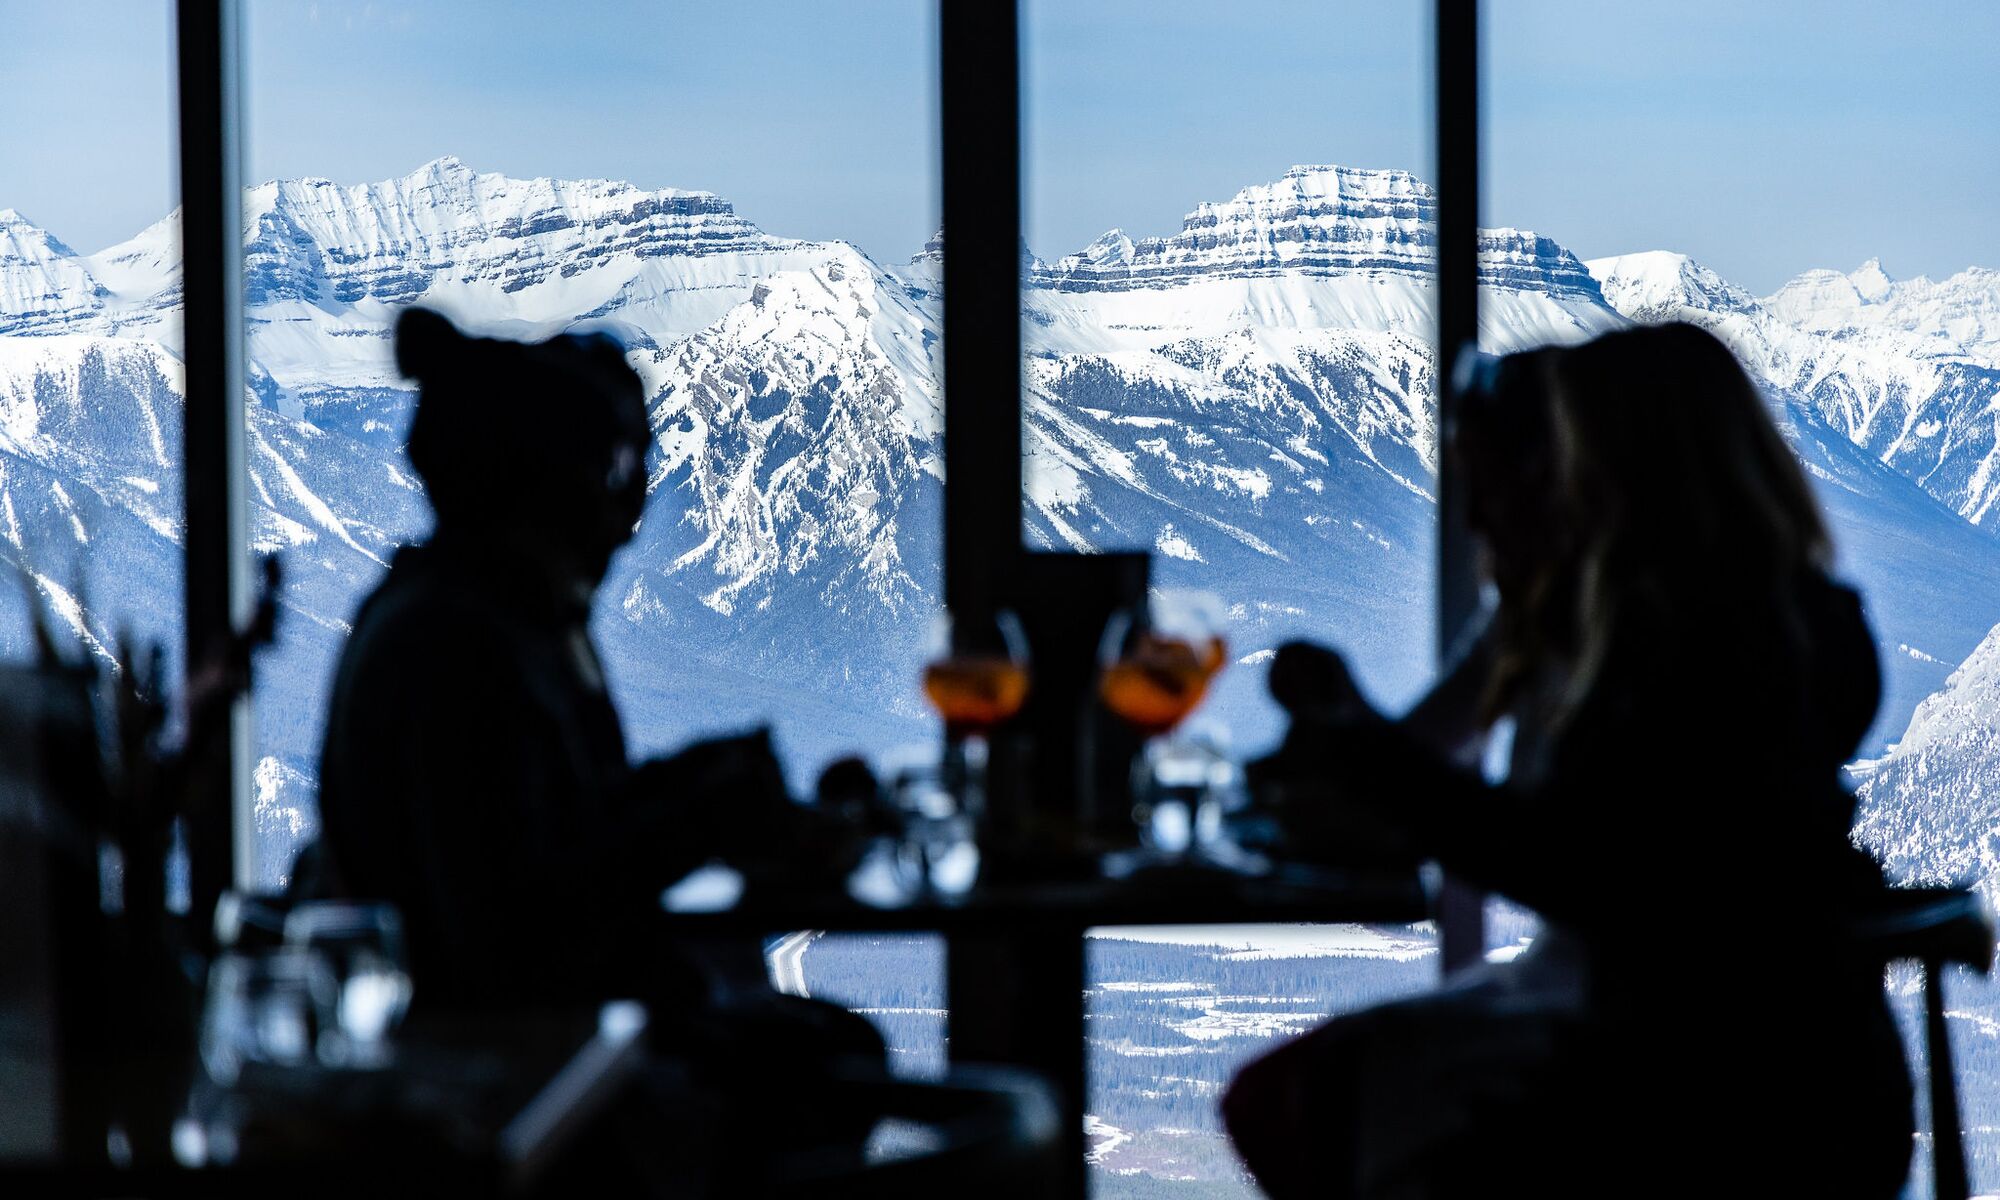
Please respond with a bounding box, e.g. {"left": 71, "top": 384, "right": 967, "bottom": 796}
{"left": 1, "top": 1, "right": 1994, "bottom": 294}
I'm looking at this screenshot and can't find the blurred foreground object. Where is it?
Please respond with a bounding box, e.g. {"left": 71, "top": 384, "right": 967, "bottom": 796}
{"left": 0, "top": 552, "right": 282, "bottom": 1168}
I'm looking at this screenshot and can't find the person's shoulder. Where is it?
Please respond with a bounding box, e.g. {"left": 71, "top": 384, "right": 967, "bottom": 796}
{"left": 342, "top": 556, "right": 522, "bottom": 689}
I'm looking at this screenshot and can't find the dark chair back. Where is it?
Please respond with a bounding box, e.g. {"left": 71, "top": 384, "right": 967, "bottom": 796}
{"left": 1853, "top": 887, "right": 1996, "bottom": 1200}
{"left": 0, "top": 662, "right": 115, "bottom": 1165}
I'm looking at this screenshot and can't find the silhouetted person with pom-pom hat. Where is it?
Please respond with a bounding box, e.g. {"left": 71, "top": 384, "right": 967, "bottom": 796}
{"left": 295, "top": 310, "right": 881, "bottom": 1178}
{"left": 308, "top": 307, "right": 742, "bottom": 1008}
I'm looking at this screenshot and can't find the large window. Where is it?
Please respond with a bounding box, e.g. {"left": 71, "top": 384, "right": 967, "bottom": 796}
{"left": 1485, "top": 3, "right": 2000, "bottom": 1192}
{"left": 226, "top": 0, "right": 954, "bottom": 1086}
{"left": 1021, "top": 4, "right": 1443, "bottom": 1190}
{"left": 1022, "top": 0, "right": 1439, "bottom": 735}
{"left": 0, "top": 8, "right": 182, "bottom": 712}
{"left": 234, "top": 0, "right": 943, "bottom": 881}
{"left": 10, "top": 4, "right": 1995, "bottom": 1196}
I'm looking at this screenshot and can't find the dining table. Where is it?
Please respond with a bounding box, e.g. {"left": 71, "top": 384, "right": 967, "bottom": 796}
{"left": 660, "top": 852, "right": 1432, "bottom": 1198}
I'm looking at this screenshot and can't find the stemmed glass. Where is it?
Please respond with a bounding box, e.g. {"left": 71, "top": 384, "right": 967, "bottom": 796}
{"left": 878, "top": 746, "right": 982, "bottom": 899}
{"left": 282, "top": 901, "right": 413, "bottom": 1069}
{"left": 200, "top": 948, "right": 330, "bottom": 1085}
{"left": 920, "top": 607, "right": 1030, "bottom": 820}
{"left": 1099, "top": 589, "right": 1232, "bottom": 858}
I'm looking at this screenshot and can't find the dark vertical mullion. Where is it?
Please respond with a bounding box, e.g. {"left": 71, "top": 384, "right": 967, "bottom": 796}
{"left": 939, "top": 4, "right": 1095, "bottom": 1193}
{"left": 939, "top": 0, "right": 1024, "bottom": 619}
{"left": 1433, "top": 0, "right": 1487, "bottom": 973}
{"left": 176, "top": 0, "right": 253, "bottom": 895}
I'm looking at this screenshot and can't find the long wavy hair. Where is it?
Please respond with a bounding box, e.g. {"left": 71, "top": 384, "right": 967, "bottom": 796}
{"left": 1483, "top": 322, "right": 1832, "bottom": 728}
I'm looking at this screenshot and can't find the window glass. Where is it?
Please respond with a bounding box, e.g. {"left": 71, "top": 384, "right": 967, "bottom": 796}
{"left": 1023, "top": 0, "right": 1438, "bottom": 736}
{"left": 1487, "top": 3, "right": 2000, "bottom": 1190}
{"left": 240, "top": 0, "right": 943, "bottom": 1064}
{"left": 238, "top": 0, "right": 941, "bottom": 869}
{"left": 0, "top": 8, "right": 182, "bottom": 705}
{"left": 1021, "top": 3, "right": 1440, "bottom": 1191}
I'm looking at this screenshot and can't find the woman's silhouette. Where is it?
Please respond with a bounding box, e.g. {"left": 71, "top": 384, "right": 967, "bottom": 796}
{"left": 1227, "top": 323, "right": 1912, "bottom": 1196}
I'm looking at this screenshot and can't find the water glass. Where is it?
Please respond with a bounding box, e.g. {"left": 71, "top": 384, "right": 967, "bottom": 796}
{"left": 200, "top": 948, "right": 330, "bottom": 1085}
{"left": 1133, "top": 731, "right": 1245, "bottom": 859}
{"left": 283, "top": 901, "right": 413, "bottom": 1068}
{"left": 882, "top": 750, "right": 981, "bottom": 897}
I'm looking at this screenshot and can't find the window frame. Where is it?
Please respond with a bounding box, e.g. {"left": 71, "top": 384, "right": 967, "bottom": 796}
{"left": 176, "top": 0, "right": 253, "bottom": 911}
{"left": 175, "top": 0, "right": 1485, "bottom": 957}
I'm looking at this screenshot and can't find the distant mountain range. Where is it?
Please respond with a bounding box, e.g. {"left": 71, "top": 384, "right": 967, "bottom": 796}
{"left": 3, "top": 158, "right": 1999, "bottom": 887}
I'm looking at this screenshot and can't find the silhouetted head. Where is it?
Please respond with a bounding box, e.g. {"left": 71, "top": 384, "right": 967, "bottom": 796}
{"left": 1451, "top": 347, "right": 1564, "bottom": 601}
{"left": 1543, "top": 322, "right": 1831, "bottom": 706}
{"left": 395, "top": 307, "right": 649, "bottom": 585}
{"left": 1548, "top": 321, "right": 1828, "bottom": 580}
{"left": 1452, "top": 346, "right": 1572, "bottom": 724}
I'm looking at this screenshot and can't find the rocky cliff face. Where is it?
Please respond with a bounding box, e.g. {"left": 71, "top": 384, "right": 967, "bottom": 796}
{"left": 1034, "top": 165, "right": 1601, "bottom": 299}
{"left": 231, "top": 157, "right": 792, "bottom": 310}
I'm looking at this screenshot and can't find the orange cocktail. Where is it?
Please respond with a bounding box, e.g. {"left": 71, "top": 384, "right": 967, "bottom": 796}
{"left": 1099, "top": 633, "right": 1228, "bottom": 736}
{"left": 924, "top": 655, "right": 1030, "bottom": 735}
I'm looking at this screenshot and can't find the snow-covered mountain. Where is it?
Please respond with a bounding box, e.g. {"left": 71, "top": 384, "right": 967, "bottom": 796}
{"left": 0, "top": 211, "right": 112, "bottom": 334}
{"left": 1591, "top": 251, "right": 2000, "bottom": 534}
{"left": 1030, "top": 165, "right": 1600, "bottom": 299}
{"left": 1767, "top": 258, "right": 2000, "bottom": 370}
{"left": 1852, "top": 622, "right": 2000, "bottom": 892}
{"left": 4, "top": 158, "right": 2000, "bottom": 879}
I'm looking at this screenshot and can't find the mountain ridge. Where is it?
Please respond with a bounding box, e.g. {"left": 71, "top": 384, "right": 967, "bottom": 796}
{"left": 2, "top": 158, "right": 2000, "bottom": 878}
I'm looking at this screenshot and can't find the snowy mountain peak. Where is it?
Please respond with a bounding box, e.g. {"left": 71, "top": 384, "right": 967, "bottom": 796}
{"left": 889, "top": 228, "right": 946, "bottom": 302}
{"left": 0, "top": 209, "right": 107, "bottom": 334}
{"left": 1764, "top": 257, "right": 2000, "bottom": 369}
{"left": 1058, "top": 228, "right": 1137, "bottom": 273}
{"left": 1767, "top": 258, "right": 1899, "bottom": 314}
{"left": 1851, "top": 257, "right": 1895, "bottom": 302}
{"left": 415, "top": 154, "right": 475, "bottom": 180}
{"left": 629, "top": 246, "right": 942, "bottom": 625}
{"left": 1032, "top": 163, "right": 1601, "bottom": 300}
{"left": 1585, "top": 250, "right": 1758, "bottom": 322}
{"left": 234, "top": 159, "right": 794, "bottom": 312}
{"left": 0, "top": 210, "right": 76, "bottom": 259}
{"left": 1215, "top": 162, "right": 1428, "bottom": 210}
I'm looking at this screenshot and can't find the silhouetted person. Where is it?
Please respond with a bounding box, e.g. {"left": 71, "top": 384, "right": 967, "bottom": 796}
{"left": 301, "top": 309, "right": 880, "bottom": 1181}
{"left": 1227, "top": 324, "right": 1912, "bottom": 1197}
{"left": 309, "top": 309, "right": 748, "bottom": 1006}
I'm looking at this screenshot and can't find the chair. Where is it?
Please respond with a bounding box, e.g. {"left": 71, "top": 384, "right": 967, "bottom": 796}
{"left": 1853, "top": 886, "right": 1996, "bottom": 1200}
{"left": 758, "top": 1064, "right": 1063, "bottom": 1198}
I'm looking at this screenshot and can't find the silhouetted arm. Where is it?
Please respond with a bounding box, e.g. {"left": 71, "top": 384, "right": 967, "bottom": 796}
{"left": 1397, "top": 611, "right": 1498, "bottom": 767}
{"left": 1268, "top": 616, "right": 1495, "bottom": 766}
{"left": 1286, "top": 624, "right": 1845, "bottom": 932}
{"left": 1283, "top": 711, "right": 1614, "bottom": 924}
